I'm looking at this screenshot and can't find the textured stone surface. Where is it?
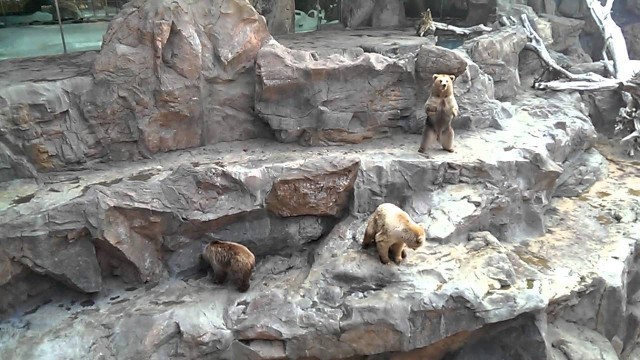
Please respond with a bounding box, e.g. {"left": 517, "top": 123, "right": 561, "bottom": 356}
{"left": 266, "top": 160, "right": 359, "bottom": 217}
{"left": 83, "top": 0, "right": 272, "bottom": 159}
{"left": 465, "top": 0, "right": 498, "bottom": 26}
{"left": 2, "top": 150, "right": 638, "bottom": 359}
{"left": 2, "top": 3, "right": 640, "bottom": 359}
{"left": 251, "top": 0, "right": 295, "bottom": 35}
{"left": 0, "top": 74, "right": 97, "bottom": 178}
{"left": 582, "top": 90, "right": 626, "bottom": 136}
{"left": 452, "top": 52, "right": 512, "bottom": 131}
{"left": 527, "top": 0, "right": 556, "bottom": 15}
{"left": 541, "top": 14, "right": 585, "bottom": 53}
{"left": 341, "top": 0, "right": 376, "bottom": 28}
{"left": 0, "top": 52, "right": 96, "bottom": 180}
{"left": 0, "top": 0, "right": 273, "bottom": 175}
{"left": 257, "top": 31, "right": 513, "bottom": 146}
{"left": 255, "top": 39, "right": 417, "bottom": 145}
{"left": 462, "top": 26, "right": 528, "bottom": 100}
{"left": 276, "top": 28, "right": 437, "bottom": 58}
{"left": 554, "top": 148, "right": 608, "bottom": 197}
{"left": 1, "top": 72, "right": 638, "bottom": 359}
{"left": 0, "top": 85, "right": 597, "bottom": 310}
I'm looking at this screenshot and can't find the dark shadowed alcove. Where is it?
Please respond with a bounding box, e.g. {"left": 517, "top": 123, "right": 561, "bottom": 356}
{"left": 404, "top": 0, "right": 470, "bottom": 21}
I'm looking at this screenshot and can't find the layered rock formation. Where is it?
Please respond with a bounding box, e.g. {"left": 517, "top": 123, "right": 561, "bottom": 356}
{"left": 0, "top": 0, "right": 272, "bottom": 176}
{"left": 1, "top": 0, "right": 640, "bottom": 359}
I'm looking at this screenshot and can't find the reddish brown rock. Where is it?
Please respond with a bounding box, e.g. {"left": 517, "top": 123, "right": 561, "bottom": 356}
{"left": 255, "top": 40, "right": 416, "bottom": 145}
{"left": 266, "top": 160, "right": 360, "bottom": 217}
{"left": 83, "top": 0, "right": 273, "bottom": 159}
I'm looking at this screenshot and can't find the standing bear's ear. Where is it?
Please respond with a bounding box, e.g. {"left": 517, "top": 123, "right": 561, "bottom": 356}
{"left": 449, "top": 75, "right": 456, "bottom": 82}
{"left": 432, "top": 74, "right": 439, "bottom": 80}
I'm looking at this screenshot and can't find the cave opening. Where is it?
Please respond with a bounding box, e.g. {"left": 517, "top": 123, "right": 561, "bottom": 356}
{"left": 404, "top": 0, "right": 470, "bottom": 21}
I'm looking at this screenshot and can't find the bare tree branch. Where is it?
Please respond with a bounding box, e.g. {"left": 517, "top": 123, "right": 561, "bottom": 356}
{"left": 515, "top": 0, "right": 640, "bottom": 156}
{"left": 520, "top": 15, "right": 607, "bottom": 83}
{"left": 585, "top": 0, "right": 635, "bottom": 80}
{"left": 432, "top": 21, "right": 492, "bottom": 35}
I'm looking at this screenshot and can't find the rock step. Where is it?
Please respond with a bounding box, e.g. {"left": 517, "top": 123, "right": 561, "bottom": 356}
{"left": 0, "top": 90, "right": 601, "bottom": 307}
{"left": 0, "top": 151, "right": 637, "bottom": 360}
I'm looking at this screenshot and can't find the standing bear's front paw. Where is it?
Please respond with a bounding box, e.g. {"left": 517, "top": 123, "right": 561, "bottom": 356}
{"left": 378, "top": 255, "right": 390, "bottom": 265}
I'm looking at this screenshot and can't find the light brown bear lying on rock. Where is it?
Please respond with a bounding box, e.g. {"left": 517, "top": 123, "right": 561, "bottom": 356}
{"left": 202, "top": 239, "right": 255, "bottom": 293}
{"left": 362, "top": 203, "right": 426, "bottom": 264}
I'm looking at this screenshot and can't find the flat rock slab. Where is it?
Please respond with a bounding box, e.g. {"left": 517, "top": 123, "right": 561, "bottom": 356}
{"left": 0, "top": 154, "right": 637, "bottom": 359}
{"left": 275, "top": 28, "right": 437, "bottom": 58}
{"left": 0, "top": 51, "right": 97, "bottom": 88}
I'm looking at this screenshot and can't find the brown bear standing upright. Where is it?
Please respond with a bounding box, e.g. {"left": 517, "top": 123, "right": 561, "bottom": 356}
{"left": 362, "top": 203, "right": 426, "bottom": 265}
{"left": 418, "top": 73, "right": 459, "bottom": 154}
{"left": 202, "top": 239, "right": 255, "bottom": 293}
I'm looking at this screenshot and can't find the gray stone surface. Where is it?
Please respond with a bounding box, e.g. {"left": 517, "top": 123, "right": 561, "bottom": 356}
{"left": 255, "top": 39, "right": 417, "bottom": 145}
{"left": 0, "top": 75, "right": 97, "bottom": 178}
{"left": 2, "top": 155, "right": 638, "bottom": 359}
{"left": 582, "top": 90, "right": 626, "bottom": 136}
{"left": 371, "top": 0, "right": 406, "bottom": 28}
{"left": 257, "top": 31, "right": 511, "bottom": 146}
{"left": 341, "top": 0, "right": 406, "bottom": 29}
{"left": 541, "top": 14, "right": 585, "bottom": 53}
{"left": 554, "top": 148, "right": 608, "bottom": 197}
{"left": 462, "top": 26, "right": 528, "bottom": 100}
{"left": 2, "top": 1, "right": 640, "bottom": 359}
{"left": 465, "top": 0, "right": 498, "bottom": 26}
{"left": 3, "top": 79, "right": 631, "bottom": 358}
{"left": 0, "top": 0, "right": 273, "bottom": 175}
{"left": 251, "top": 0, "right": 295, "bottom": 35}
{"left": 557, "top": 0, "right": 590, "bottom": 19}
{"left": 83, "top": 0, "right": 273, "bottom": 157}
{"left": 275, "top": 28, "right": 437, "bottom": 58}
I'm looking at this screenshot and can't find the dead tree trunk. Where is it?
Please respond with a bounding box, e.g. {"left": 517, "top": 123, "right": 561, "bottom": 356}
{"left": 585, "top": 0, "right": 633, "bottom": 80}
{"left": 518, "top": 0, "right": 640, "bottom": 155}
{"left": 432, "top": 22, "right": 492, "bottom": 35}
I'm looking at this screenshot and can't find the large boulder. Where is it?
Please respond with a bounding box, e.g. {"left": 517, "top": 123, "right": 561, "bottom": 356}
{"left": 462, "top": 26, "right": 528, "bottom": 100}
{"left": 527, "top": 0, "right": 556, "bottom": 15}
{"left": 465, "top": 0, "right": 498, "bottom": 26}
{"left": 0, "top": 52, "right": 99, "bottom": 177}
{"left": 250, "top": 0, "right": 295, "bottom": 35}
{"left": 541, "top": 14, "right": 585, "bottom": 53}
{"left": 557, "top": 0, "right": 590, "bottom": 18}
{"left": 255, "top": 39, "right": 417, "bottom": 145}
{"left": 82, "top": 0, "right": 272, "bottom": 160}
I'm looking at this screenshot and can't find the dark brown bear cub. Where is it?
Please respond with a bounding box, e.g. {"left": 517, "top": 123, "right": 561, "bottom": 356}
{"left": 202, "top": 240, "right": 255, "bottom": 293}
